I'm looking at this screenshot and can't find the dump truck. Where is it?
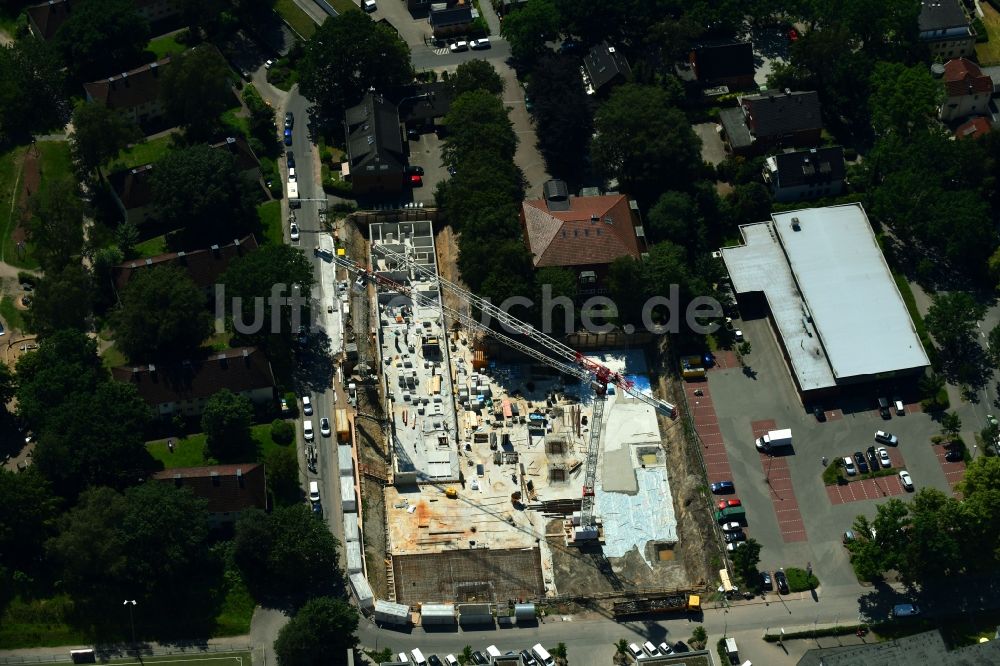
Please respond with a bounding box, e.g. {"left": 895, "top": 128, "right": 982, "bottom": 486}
{"left": 755, "top": 428, "right": 792, "bottom": 452}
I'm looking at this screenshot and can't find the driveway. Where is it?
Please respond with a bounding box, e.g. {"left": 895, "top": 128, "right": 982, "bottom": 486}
{"left": 405, "top": 131, "right": 448, "bottom": 205}
{"left": 693, "top": 123, "right": 727, "bottom": 166}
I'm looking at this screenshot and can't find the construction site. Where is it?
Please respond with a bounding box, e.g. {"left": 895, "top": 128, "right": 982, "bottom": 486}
{"left": 340, "top": 218, "right": 705, "bottom": 613}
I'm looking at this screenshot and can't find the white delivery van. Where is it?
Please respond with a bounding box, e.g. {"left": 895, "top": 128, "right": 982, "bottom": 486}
{"left": 485, "top": 646, "right": 501, "bottom": 658}
{"left": 396, "top": 654, "right": 408, "bottom": 663}
{"left": 409, "top": 649, "right": 427, "bottom": 665}
{"left": 308, "top": 481, "right": 320, "bottom": 503}
{"left": 531, "top": 644, "right": 555, "bottom": 666}
{"left": 303, "top": 419, "right": 314, "bottom": 441}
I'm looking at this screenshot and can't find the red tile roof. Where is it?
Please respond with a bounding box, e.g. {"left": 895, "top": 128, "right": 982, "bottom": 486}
{"left": 956, "top": 116, "right": 992, "bottom": 139}
{"left": 521, "top": 194, "right": 643, "bottom": 268}
{"left": 153, "top": 463, "right": 267, "bottom": 514}
{"left": 943, "top": 58, "right": 993, "bottom": 97}
{"left": 112, "top": 235, "right": 258, "bottom": 293}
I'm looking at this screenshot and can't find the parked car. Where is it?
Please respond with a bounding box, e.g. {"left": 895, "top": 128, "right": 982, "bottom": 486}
{"left": 286, "top": 151, "right": 295, "bottom": 168}
{"left": 724, "top": 530, "right": 746, "bottom": 543}
{"left": 283, "top": 128, "right": 292, "bottom": 145}
{"left": 428, "top": 655, "right": 443, "bottom": 666}
{"left": 843, "top": 456, "right": 857, "bottom": 476}
{"left": 945, "top": 447, "right": 963, "bottom": 462}
{"left": 297, "top": 325, "right": 308, "bottom": 345}
{"left": 893, "top": 397, "right": 905, "bottom": 415}
{"left": 891, "top": 603, "right": 921, "bottom": 618}
{"left": 320, "top": 417, "right": 331, "bottom": 437}
{"left": 878, "top": 447, "right": 891, "bottom": 468}
{"left": 813, "top": 405, "right": 826, "bottom": 421}
{"left": 760, "top": 570, "right": 773, "bottom": 591}
{"left": 875, "top": 430, "right": 899, "bottom": 445}
{"left": 280, "top": 398, "right": 290, "bottom": 414}
{"left": 899, "top": 470, "right": 914, "bottom": 491}
{"left": 711, "top": 480, "right": 735, "bottom": 494}
{"left": 301, "top": 395, "right": 313, "bottom": 415}
{"left": 727, "top": 541, "right": 745, "bottom": 552}
{"left": 787, "top": 27, "right": 799, "bottom": 42}
{"left": 627, "top": 644, "right": 643, "bottom": 659}
{"left": 717, "top": 499, "right": 742, "bottom": 510}
{"left": 721, "top": 521, "right": 742, "bottom": 532}
{"left": 775, "top": 570, "right": 790, "bottom": 595}
{"left": 866, "top": 446, "right": 881, "bottom": 472}
{"left": 405, "top": 165, "right": 425, "bottom": 176}
{"left": 642, "top": 642, "right": 660, "bottom": 657}
{"left": 470, "top": 37, "right": 491, "bottom": 50}
{"left": 449, "top": 40, "right": 469, "bottom": 52}
{"left": 284, "top": 111, "right": 294, "bottom": 128}
{"left": 363, "top": 0, "right": 376, "bottom": 10}
{"left": 264, "top": 58, "right": 274, "bottom": 69}
{"left": 657, "top": 642, "right": 673, "bottom": 655}
{"left": 470, "top": 652, "right": 487, "bottom": 665}
{"left": 878, "top": 396, "right": 891, "bottom": 419}
{"left": 409, "top": 173, "right": 423, "bottom": 186}
{"left": 289, "top": 222, "right": 300, "bottom": 241}
{"left": 854, "top": 451, "right": 869, "bottom": 474}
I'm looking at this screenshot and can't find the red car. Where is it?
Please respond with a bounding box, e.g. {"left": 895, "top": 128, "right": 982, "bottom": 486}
{"left": 409, "top": 174, "right": 423, "bottom": 187}
{"left": 717, "top": 499, "right": 742, "bottom": 510}
{"left": 787, "top": 27, "right": 799, "bottom": 42}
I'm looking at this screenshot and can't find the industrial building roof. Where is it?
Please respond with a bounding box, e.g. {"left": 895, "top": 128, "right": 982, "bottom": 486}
{"left": 722, "top": 205, "right": 929, "bottom": 391}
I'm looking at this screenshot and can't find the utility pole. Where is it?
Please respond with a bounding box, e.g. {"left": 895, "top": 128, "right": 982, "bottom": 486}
{"left": 123, "top": 600, "right": 137, "bottom": 655}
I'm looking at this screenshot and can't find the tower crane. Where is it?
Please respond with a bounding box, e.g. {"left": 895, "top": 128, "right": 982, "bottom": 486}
{"left": 335, "top": 243, "right": 676, "bottom": 543}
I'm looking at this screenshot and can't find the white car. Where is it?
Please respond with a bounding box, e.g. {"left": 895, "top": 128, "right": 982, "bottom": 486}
{"left": 302, "top": 395, "right": 313, "bottom": 415}
{"left": 843, "top": 456, "right": 857, "bottom": 476}
{"left": 449, "top": 40, "right": 469, "bottom": 52}
{"left": 878, "top": 447, "right": 891, "bottom": 468}
{"left": 264, "top": 58, "right": 275, "bottom": 69}
{"left": 727, "top": 541, "right": 746, "bottom": 552}
{"left": 288, "top": 167, "right": 296, "bottom": 181}
{"left": 642, "top": 641, "right": 660, "bottom": 656}
{"left": 658, "top": 642, "right": 673, "bottom": 655}
{"left": 899, "top": 470, "right": 914, "bottom": 491}
{"left": 627, "top": 644, "right": 643, "bottom": 659}
{"left": 320, "top": 417, "right": 331, "bottom": 437}
{"left": 721, "top": 521, "right": 742, "bottom": 532}
{"left": 303, "top": 419, "right": 314, "bottom": 441}
{"left": 363, "top": 0, "right": 376, "bottom": 10}
{"left": 290, "top": 222, "right": 300, "bottom": 241}
{"left": 875, "top": 430, "right": 899, "bottom": 445}
{"left": 470, "top": 37, "right": 491, "bottom": 50}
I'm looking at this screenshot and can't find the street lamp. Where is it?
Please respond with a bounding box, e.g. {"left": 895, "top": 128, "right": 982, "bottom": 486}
{"left": 123, "top": 600, "right": 137, "bottom": 653}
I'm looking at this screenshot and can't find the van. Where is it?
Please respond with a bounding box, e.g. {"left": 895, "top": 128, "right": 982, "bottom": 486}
{"left": 444, "top": 656, "right": 458, "bottom": 666}
{"left": 303, "top": 420, "right": 314, "bottom": 441}
{"left": 397, "top": 654, "right": 408, "bottom": 663}
{"left": 531, "top": 644, "right": 555, "bottom": 666}
{"left": 891, "top": 603, "right": 921, "bottom": 618}
{"left": 485, "top": 646, "right": 501, "bottom": 658}
{"left": 308, "top": 481, "right": 320, "bottom": 503}
{"left": 894, "top": 399, "right": 905, "bottom": 416}
{"left": 409, "top": 649, "right": 427, "bottom": 666}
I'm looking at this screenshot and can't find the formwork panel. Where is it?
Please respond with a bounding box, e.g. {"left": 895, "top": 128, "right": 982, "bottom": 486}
{"left": 392, "top": 548, "right": 543, "bottom": 606}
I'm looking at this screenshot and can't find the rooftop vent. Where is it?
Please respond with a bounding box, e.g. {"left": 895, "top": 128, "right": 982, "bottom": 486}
{"left": 791, "top": 216, "right": 801, "bottom": 231}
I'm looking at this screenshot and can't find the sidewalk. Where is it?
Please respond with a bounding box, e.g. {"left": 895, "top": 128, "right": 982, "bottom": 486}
{"left": 0, "top": 637, "right": 253, "bottom": 664}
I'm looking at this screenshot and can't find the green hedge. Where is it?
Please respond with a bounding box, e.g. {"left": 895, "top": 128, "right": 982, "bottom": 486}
{"left": 763, "top": 624, "right": 866, "bottom": 642}
{"left": 785, "top": 567, "right": 819, "bottom": 592}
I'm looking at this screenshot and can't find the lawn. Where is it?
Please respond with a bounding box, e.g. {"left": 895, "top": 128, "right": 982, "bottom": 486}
{"left": 328, "top": 0, "right": 360, "bottom": 13}
{"left": 0, "top": 146, "right": 25, "bottom": 268}
{"left": 275, "top": 0, "right": 318, "bottom": 38}
{"left": 256, "top": 200, "right": 283, "bottom": 245}
{"left": 0, "top": 596, "right": 88, "bottom": 650}
{"left": 106, "top": 653, "right": 253, "bottom": 666}
{"left": 222, "top": 105, "right": 250, "bottom": 138}
{"left": 108, "top": 134, "right": 174, "bottom": 171}
{"left": 0, "top": 295, "right": 25, "bottom": 333}
{"left": 148, "top": 423, "right": 290, "bottom": 469}
{"left": 977, "top": 3, "right": 1000, "bottom": 66}
{"left": 135, "top": 233, "right": 170, "bottom": 258}
{"left": 147, "top": 33, "right": 187, "bottom": 59}
{"left": 101, "top": 344, "right": 127, "bottom": 370}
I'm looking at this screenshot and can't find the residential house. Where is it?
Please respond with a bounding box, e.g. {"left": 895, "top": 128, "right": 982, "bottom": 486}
{"left": 153, "top": 463, "right": 267, "bottom": 528}
{"left": 133, "top": 0, "right": 181, "bottom": 25}
{"left": 211, "top": 136, "right": 263, "bottom": 185}
{"left": 955, "top": 116, "right": 992, "bottom": 139}
{"left": 112, "top": 347, "right": 276, "bottom": 417}
{"left": 719, "top": 90, "right": 823, "bottom": 155}
{"left": 939, "top": 58, "right": 993, "bottom": 122}
{"left": 83, "top": 57, "right": 171, "bottom": 126}
{"left": 387, "top": 82, "right": 454, "bottom": 132}
{"left": 763, "top": 147, "right": 846, "bottom": 202}
{"left": 918, "top": 0, "right": 975, "bottom": 60}
{"left": 582, "top": 42, "right": 631, "bottom": 96}
{"left": 684, "top": 41, "right": 756, "bottom": 91}
{"left": 796, "top": 629, "right": 1000, "bottom": 666}
{"left": 111, "top": 235, "right": 258, "bottom": 299}
{"left": 343, "top": 92, "right": 406, "bottom": 197}
{"left": 429, "top": 4, "right": 473, "bottom": 38}
{"left": 26, "top": 0, "right": 71, "bottom": 40}
{"left": 107, "top": 163, "right": 156, "bottom": 226}
{"left": 520, "top": 180, "right": 646, "bottom": 289}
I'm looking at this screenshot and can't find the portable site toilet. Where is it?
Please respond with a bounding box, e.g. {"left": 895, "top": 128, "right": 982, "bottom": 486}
{"left": 349, "top": 572, "right": 374, "bottom": 613}
{"left": 346, "top": 540, "right": 364, "bottom": 575}
{"left": 341, "top": 482, "right": 357, "bottom": 512}
{"left": 343, "top": 513, "right": 360, "bottom": 542}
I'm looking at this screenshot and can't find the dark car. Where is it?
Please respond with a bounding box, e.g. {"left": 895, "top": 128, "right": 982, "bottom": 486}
{"left": 878, "top": 396, "right": 891, "bottom": 419}
{"left": 672, "top": 642, "right": 689, "bottom": 653}
{"left": 286, "top": 151, "right": 295, "bottom": 168}
{"left": 407, "top": 128, "right": 421, "bottom": 140}
{"left": 760, "top": 570, "right": 772, "bottom": 591}
{"left": 405, "top": 165, "right": 425, "bottom": 176}
{"left": 283, "top": 128, "right": 292, "bottom": 146}
{"left": 775, "top": 570, "right": 790, "bottom": 595}
{"left": 284, "top": 111, "right": 294, "bottom": 129}
{"left": 724, "top": 530, "right": 746, "bottom": 543}
{"left": 428, "top": 656, "right": 443, "bottom": 666}
{"left": 470, "top": 652, "right": 487, "bottom": 665}
{"left": 447, "top": 165, "right": 457, "bottom": 176}
{"left": 711, "top": 480, "right": 735, "bottom": 494}
{"left": 866, "top": 446, "right": 880, "bottom": 472}
{"left": 814, "top": 405, "right": 826, "bottom": 421}
{"left": 519, "top": 650, "right": 537, "bottom": 666}
{"left": 945, "top": 448, "right": 963, "bottom": 462}
{"left": 854, "top": 451, "right": 869, "bottom": 474}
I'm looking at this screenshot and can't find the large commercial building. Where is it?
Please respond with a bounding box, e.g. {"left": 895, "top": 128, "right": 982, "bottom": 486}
{"left": 721, "top": 204, "right": 929, "bottom": 401}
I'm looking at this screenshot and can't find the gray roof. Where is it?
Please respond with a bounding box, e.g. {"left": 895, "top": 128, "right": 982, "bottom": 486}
{"left": 919, "top": 0, "right": 969, "bottom": 31}
{"left": 798, "top": 629, "right": 1000, "bottom": 666}
{"left": 773, "top": 147, "right": 846, "bottom": 188}
{"left": 584, "top": 42, "right": 631, "bottom": 93}
{"left": 344, "top": 93, "right": 405, "bottom": 174}
{"left": 743, "top": 90, "right": 823, "bottom": 139}
{"left": 722, "top": 204, "right": 929, "bottom": 391}
{"left": 429, "top": 5, "right": 472, "bottom": 28}
{"left": 719, "top": 106, "right": 754, "bottom": 149}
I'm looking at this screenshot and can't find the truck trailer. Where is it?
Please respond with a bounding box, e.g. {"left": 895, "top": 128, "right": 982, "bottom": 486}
{"left": 755, "top": 428, "right": 792, "bottom": 452}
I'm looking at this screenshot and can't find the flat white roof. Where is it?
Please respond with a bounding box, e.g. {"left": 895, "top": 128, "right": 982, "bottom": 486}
{"left": 722, "top": 204, "right": 928, "bottom": 390}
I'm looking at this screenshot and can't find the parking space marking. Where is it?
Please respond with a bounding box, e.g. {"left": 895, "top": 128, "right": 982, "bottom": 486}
{"left": 684, "top": 382, "right": 734, "bottom": 484}
{"left": 822, "top": 409, "right": 844, "bottom": 421}
{"left": 826, "top": 475, "right": 906, "bottom": 504}
{"left": 932, "top": 444, "right": 966, "bottom": 498}
{"left": 749, "top": 419, "right": 807, "bottom": 542}
{"left": 710, "top": 350, "right": 739, "bottom": 369}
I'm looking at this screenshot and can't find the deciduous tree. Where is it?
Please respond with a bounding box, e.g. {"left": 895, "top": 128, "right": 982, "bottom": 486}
{"left": 70, "top": 102, "right": 142, "bottom": 175}
{"left": 448, "top": 60, "right": 504, "bottom": 97}
{"left": 23, "top": 265, "right": 95, "bottom": 338}
{"left": 298, "top": 11, "right": 412, "bottom": 135}
{"left": 869, "top": 62, "right": 944, "bottom": 138}
{"left": 0, "top": 469, "right": 59, "bottom": 579}
{"left": 925, "top": 292, "right": 985, "bottom": 355}
{"left": 201, "top": 389, "right": 254, "bottom": 461}
{"left": 501, "top": 0, "right": 560, "bottom": 66}
{"left": 274, "top": 597, "right": 359, "bottom": 666}
{"left": 25, "top": 177, "right": 85, "bottom": 272}
{"left": 55, "top": 0, "right": 150, "bottom": 82}
{"left": 160, "top": 45, "right": 235, "bottom": 141}
{"left": 527, "top": 55, "right": 594, "bottom": 184}
{"left": 730, "top": 537, "right": 762, "bottom": 586}
{"left": 0, "top": 40, "right": 69, "bottom": 144}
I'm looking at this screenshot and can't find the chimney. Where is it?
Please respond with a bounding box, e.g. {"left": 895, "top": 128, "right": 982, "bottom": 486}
{"left": 122, "top": 72, "right": 130, "bottom": 88}
{"left": 590, "top": 213, "right": 599, "bottom": 223}
{"left": 211, "top": 244, "right": 220, "bottom": 257}
{"left": 236, "top": 468, "right": 244, "bottom": 487}
{"left": 211, "top": 471, "right": 220, "bottom": 486}
{"left": 148, "top": 363, "right": 156, "bottom": 374}
{"left": 173, "top": 473, "right": 182, "bottom": 488}
{"left": 144, "top": 258, "right": 152, "bottom": 266}
{"left": 150, "top": 61, "right": 158, "bottom": 77}
{"left": 177, "top": 250, "right": 186, "bottom": 264}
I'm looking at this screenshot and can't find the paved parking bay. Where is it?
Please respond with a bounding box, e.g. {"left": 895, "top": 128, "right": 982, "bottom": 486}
{"left": 683, "top": 382, "right": 732, "bottom": 484}
{"left": 751, "top": 420, "right": 807, "bottom": 542}
{"left": 932, "top": 443, "right": 967, "bottom": 497}
{"left": 826, "top": 448, "right": 908, "bottom": 505}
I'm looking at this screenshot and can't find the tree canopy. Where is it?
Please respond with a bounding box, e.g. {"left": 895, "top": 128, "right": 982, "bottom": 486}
{"left": 592, "top": 83, "right": 703, "bottom": 207}
{"left": 24, "top": 264, "right": 95, "bottom": 338}
{"left": 274, "top": 597, "right": 359, "bottom": 666}
{"left": 298, "top": 11, "right": 412, "bottom": 134}
{"left": 25, "top": 176, "right": 85, "bottom": 272}
{"left": 0, "top": 40, "right": 69, "bottom": 145}
{"left": 55, "top": 0, "right": 150, "bottom": 82}
{"left": 160, "top": 45, "right": 236, "bottom": 141}
{"left": 527, "top": 55, "right": 594, "bottom": 185}
{"left": 869, "top": 62, "right": 944, "bottom": 138}
{"left": 500, "top": 0, "right": 561, "bottom": 66}
{"left": 201, "top": 389, "right": 254, "bottom": 461}
{"left": 70, "top": 102, "right": 142, "bottom": 174}
{"left": 448, "top": 60, "right": 505, "bottom": 97}
{"left": 113, "top": 265, "right": 213, "bottom": 362}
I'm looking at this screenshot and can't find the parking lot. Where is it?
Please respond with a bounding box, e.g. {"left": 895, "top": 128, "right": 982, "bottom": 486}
{"left": 705, "top": 315, "right": 960, "bottom": 589}
{"left": 405, "top": 130, "right": 449, "bottom": 205}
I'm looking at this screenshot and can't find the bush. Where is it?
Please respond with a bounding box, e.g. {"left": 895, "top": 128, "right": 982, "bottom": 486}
{"left": 973, "top": 17, "right": 989, "bottom": 42}
{"left": 271, "top": 419, "right": 294, "bottom": 445}
{"left": 785, "top": 567, "right": 819, "bottom": 592}
{"left": 690, "top": 625, "right": 707, "bottom": 649}
{"left": 17, "top": 271, "right": 38, "bottom": 287}
{"left": 716, "top": 638, "right": 728, "bottom": 663}
{"left": 322, "top": 164, "right": 354, "bottom": 197}
{"left": 822, "top": 460, "right": 845, "bottom": 485}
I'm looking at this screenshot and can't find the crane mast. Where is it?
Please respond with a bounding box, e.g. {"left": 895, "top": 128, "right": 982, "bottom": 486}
{"left": 337, "top": 242, "right": 676, "bottom": 543}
